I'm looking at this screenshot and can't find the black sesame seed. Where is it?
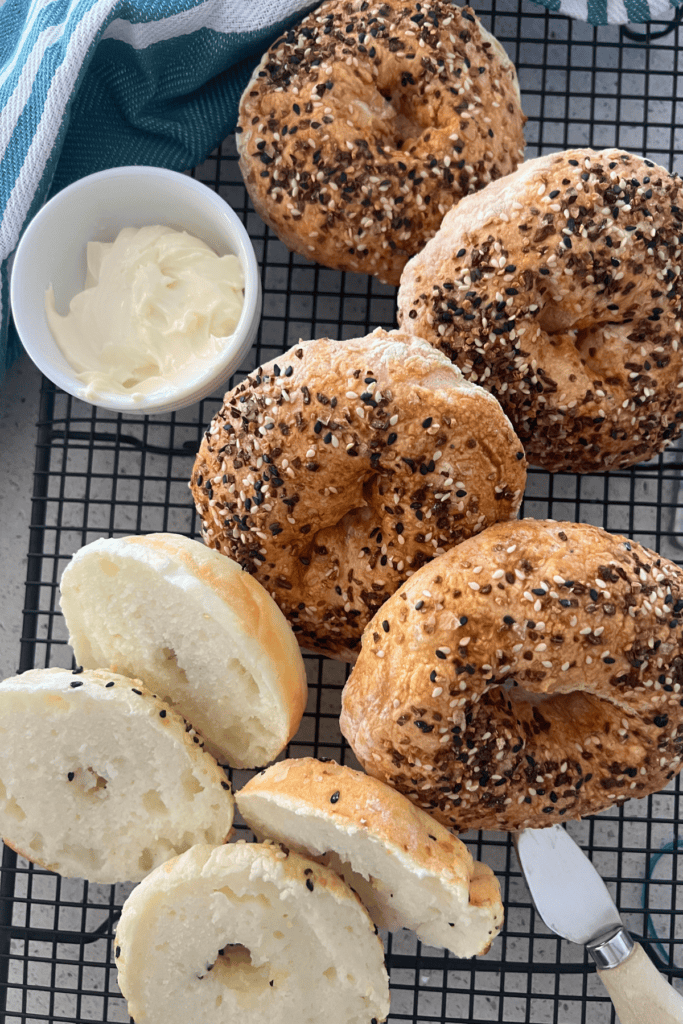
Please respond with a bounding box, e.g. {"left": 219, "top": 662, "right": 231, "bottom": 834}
{"left": 72, "top": 666, "right": 84, "bottom": 675}
{"left": 415, "top": 600, "right": 424, "bottom": 610}
{"left": 159, "top": 710, "right": 167, "bottom": 718}
{"left": 422, "top": 417, "right": 433, "bottom": 428}
{"left": 460, "top": 616, "right": 468, "bottom": 625}
{"left": 105, "top": 681, "right": 115, "bottom": 688}
{"left": 70, "top": 680, "right": 83, "bottom": 688}
{"left": 306, "top": 878, "right": 315, "bottom": 891}
{"left": 67, "top": 772, "right": 75, "bottom": 781}
{"left": 330, "top": 791, "right": 340, "bottom": 804}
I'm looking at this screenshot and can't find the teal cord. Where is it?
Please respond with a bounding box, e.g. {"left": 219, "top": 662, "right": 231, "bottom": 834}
{"left": 642, "top": 839, "right": 683, "bottom": 965}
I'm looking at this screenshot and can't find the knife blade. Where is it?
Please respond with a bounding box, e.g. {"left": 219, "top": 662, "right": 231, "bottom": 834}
{"left": 514, "top": 825, "right": 683, "bottom": 1024}
{"left": 514, "top": 824, "right": 622, "bottom": 945}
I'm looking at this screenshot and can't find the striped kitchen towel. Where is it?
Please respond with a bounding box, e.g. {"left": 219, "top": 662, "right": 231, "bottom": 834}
{"left": 1, "top": 0, "right": 680, "bottom": 385}
{"left": 0, "top": 0, "right": 316, "bottom": 384}
{"left": 532, "top": 0, "right": 680, "bottom": 22}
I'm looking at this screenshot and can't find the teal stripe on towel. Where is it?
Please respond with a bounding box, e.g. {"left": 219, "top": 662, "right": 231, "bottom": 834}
{"left": 624, "top": 0, "right": 654, "bottom": 20}
{"left": 587, "top": 0, "right": 609, "bottom": 22}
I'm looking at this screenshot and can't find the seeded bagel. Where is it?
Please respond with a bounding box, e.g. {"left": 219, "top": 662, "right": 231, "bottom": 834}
{"left": 340, "top": 519, "right": 683, "bottom": 831}
{"left": 398, "top": 148, "right": 683, "bottom": 472}
{"left": 237, "top": 0, "right": 525, "bottom": 285}
{"left": 115, "top": 842, "right": 390, "bottom": 1024}
{"left": 191, "top": 328, "right": 527, "bottom": 660}
{"left": 0, "top": 668, "right": 234, "bottom": 883}
{"left": 237, "top": 757, "right": 503, "bottom": 957}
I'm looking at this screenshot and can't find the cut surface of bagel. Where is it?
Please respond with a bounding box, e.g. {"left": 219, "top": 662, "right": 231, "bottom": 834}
{"left": 59, "top": 533, "right": 307, "bottom": 768}
{"left": 340, "top": 519, "right": 683, "bottom": 831}
{"left": 0, "top": 668, "right": 234, "bottom": 883}
{"left": 115, "top": 841, "right": 390, "bottom": 1024}
{"left": 237, "top": 758, "right": 503, "bottom": 957}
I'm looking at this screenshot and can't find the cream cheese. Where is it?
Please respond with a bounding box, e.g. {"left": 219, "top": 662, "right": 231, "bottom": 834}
{"left": 45, "top": 225, "right": 244, "bottom": 403}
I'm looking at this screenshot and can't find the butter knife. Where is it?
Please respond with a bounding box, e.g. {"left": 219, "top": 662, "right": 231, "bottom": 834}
{"left": 514, "top": 825, "right": 683, "bottom": 1024}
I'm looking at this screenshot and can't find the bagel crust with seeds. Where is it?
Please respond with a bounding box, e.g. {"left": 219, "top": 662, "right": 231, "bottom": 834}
{"left": 340, "top": 519, "right": 683, "bottom": 832}
{"left": 397, "top": 148, "right": 683, "bottom": 472}
{"left": 237, "top": 0, "right": 525, "bottom": 285}
{"left": 237, "top": 757, "right": 503, "bottom": 957}
{"left": 190, "top": 328, "right": 527, "bottom": 661}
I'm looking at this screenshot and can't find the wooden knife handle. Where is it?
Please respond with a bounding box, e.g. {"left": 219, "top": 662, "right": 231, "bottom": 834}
{"left": 597, "top": 942, "right": 683, "bottom": 1024}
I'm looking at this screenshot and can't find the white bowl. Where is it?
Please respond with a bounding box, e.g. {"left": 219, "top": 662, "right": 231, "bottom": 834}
{"left": 10, "top": 166, "right": 261, "bottom": 415}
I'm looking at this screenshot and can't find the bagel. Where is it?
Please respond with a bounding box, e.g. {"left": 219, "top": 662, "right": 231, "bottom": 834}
{"left": 190, "top": 328, "right": 527, "bottom": 660}
{"left": 115, "top": 842, "right": 390, "bottom": 1024}
{"left": 340, "top": 519, "right": 683, "bottom": 832}
{"left": 237, "top": 0, "right": 525, "bottom": 286}
{"left": 59, "top": 533, "right": 307, "bottom": 769}
{"left": 0, "top": 668, "right": 234, "bottom": 883}
{"left": 397, "top": 147, "right": 683, "bottom": 472}
{"left": 237, "top": 757, "right": 503, "bottom": 957}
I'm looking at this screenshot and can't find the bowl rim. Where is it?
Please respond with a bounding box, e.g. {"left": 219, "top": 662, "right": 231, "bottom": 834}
{"left": 10, "top": 164, "right": 261, "bottom": 415}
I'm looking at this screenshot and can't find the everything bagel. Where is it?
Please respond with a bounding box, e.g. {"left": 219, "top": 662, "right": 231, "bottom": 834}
{"left": 340, "top": 519, "right": 683, "bottom": 831}
{"left": 190, "top": 328, "right": 527, "bottom": 661}
{"left": 397, "top": 148, "right": 683, "bottom": 472}
{"left": 237, "top": 0, "right": 525, "bottom": 285}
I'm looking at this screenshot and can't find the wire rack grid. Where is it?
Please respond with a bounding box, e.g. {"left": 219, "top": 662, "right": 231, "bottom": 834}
{"left": 3, "top": 0, "right": 683, "bottom": 1021}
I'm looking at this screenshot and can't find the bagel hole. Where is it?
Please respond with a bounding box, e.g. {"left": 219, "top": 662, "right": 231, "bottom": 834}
{"left": 536, "top": 303, "right": 578, "bottom": 335}
{"left": 378, "top": 87, "right": 424, "bottom": 146}
{"left": 69, "top": 766, "right": 108, "bottom": 796}
{"left": 209, "top": 944, "right": 272, "bottom": 995}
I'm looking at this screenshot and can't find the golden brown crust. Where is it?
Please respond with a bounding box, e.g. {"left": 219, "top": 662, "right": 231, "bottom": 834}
{"left": 397, "top": 148, "right": 683, "bottom": 472}
{"left": 340, "top": 519, "right": 683, "bottom": 831}
{"left": 190, "top": 328, "right": 527, "bottom": 660}
{"left": 238, "top": 757, "right": 503, "bottom": 945}
{"left": 241, "top": 757, "right": 475, "bottom": 880}
{"left": 237, "top": 0, "right": 525, "bottom": 285}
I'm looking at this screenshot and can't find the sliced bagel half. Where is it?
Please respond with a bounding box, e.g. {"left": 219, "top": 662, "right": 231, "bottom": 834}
{"left": 115, "top": 841, "right": 390, "bottom": 1024}
{"left": 0, "top": 668, "right": 234, "bottom": 883}
{"left": 237, "top": 758, "right": 503, "bottom": 957}
{"left": 59, "top": 533, "right": 308, "bottom": 768}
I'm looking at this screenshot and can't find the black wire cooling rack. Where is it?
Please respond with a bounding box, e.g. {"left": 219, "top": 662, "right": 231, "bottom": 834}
{"left": 3, "top": 0, "right": 683, "bottom": 1020}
